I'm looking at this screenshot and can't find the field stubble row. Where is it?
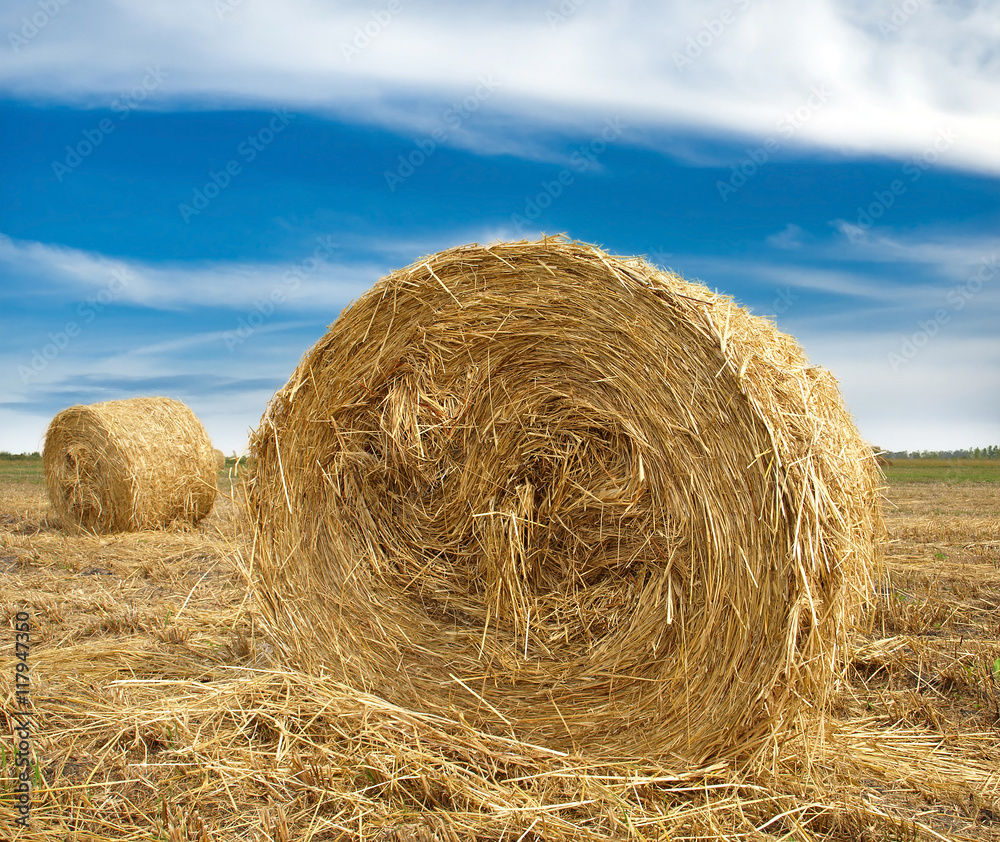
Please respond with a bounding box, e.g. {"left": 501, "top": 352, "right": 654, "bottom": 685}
{"left": 0, "top": 462, "right": 997, "bottom": 839}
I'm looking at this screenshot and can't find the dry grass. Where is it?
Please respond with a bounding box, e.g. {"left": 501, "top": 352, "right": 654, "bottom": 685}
{"left": 42, "top": 397, "right": 218, "bottom": 534}
{"left": 247, "top": 237, "right": 883, "bottom": 767}
{"left": 0, "top": 465, "right": 997, "bottom": 839}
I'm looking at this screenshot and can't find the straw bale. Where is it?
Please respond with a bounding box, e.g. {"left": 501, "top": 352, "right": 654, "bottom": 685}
{"left": 214, "top": 448, "right": 227, "bottom": 470}
{"left": 44, "top": 396, "right": 218, "bottom": 533}
{"left": 247, "top": 237, "right": 883, "bottom": 764}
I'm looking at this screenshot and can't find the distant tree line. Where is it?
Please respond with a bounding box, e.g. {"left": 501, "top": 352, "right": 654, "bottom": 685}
{"left": 882, "top": 447, "right": 1000, "bottom": 459}
{"left": 5, "top": 447, "right": 1000, "bottom": 462}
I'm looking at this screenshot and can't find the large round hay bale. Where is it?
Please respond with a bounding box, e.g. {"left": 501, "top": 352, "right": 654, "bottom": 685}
{"left": 247, "top": 237, "right": 883, "bottom": 764}
{"left": 44, "top": 397, "right": 218, "bottom": 533}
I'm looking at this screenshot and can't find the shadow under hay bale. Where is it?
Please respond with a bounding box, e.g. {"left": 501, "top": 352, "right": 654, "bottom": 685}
{"left": 247, "top": 237, "right": 884, "bottom": 765}
{"left": 44, "top": 396, "right": 218, "bottom": 533}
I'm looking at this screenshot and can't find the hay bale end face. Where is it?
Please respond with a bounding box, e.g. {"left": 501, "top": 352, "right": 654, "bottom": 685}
{"left": 248, "top": 237, "right": 883, "bottom": 764}
{"left": 44, "top": 397, "right": 218, "bottom": 533}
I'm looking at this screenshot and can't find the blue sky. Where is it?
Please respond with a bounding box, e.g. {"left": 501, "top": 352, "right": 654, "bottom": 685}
{"left": 1, "top": 0, "right": 998, "bottom": 454}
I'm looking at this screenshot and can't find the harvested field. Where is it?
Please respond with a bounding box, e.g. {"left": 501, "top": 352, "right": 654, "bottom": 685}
{"left": 1, "top": 457, "right": 998, "bottom": 840}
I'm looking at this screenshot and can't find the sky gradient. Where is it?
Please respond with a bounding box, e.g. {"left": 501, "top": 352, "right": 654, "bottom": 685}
{"left": 1, "top": 0, "right": 998, "bottom": 455}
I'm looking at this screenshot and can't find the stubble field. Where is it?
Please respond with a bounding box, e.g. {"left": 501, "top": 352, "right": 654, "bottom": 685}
{"left": 1, "top": 458, "right": 998, "bottom": 840}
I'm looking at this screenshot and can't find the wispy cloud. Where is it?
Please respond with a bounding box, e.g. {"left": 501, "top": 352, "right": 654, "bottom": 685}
{"left": 759, "top": 264, "right": 905, "bottom": 302}
{"left": 1, "top": 1, "right": 998, "bottom": 172}
{"left": 0, "top": 232, "right": 380, "bottom": 312}
{"left": 653, "top": 253, "right": 912, "bottom": 304}
{"left": 829, "top": 226, "right": 1000, "bottom": 272}
{"left": 766, "top": 223, "right": 806, "bottom": 250}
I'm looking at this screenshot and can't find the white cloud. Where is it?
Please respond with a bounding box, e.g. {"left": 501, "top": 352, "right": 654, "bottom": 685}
{"left": 0, "top": 0, "right": 998, "bottom": 172}
{"left": 649, "top": 253, "right": 914, "bottom": 305}
{"left": 0, "top": 232, "right": 384, "bottom": 312}
{"left": 760, "top": 264, "right": 904, "bottom": 302}
{"left": 830, "top": 226, "right": 1000, "bottom": 272}
{"left": 766, "top": 223, "right": 805, "bottom": 250}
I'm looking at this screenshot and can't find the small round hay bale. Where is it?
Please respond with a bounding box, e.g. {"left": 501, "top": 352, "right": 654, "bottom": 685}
{"left": 44, "top": 397, "right": 218, "bottom": 533}
{"left": 214, "top": 448, "right": 227, "bottom": 470}
{"left": 247, "top": 237, "right": 883, "bottom": 764}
